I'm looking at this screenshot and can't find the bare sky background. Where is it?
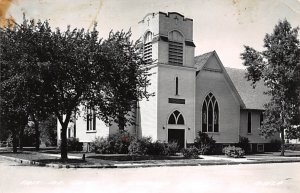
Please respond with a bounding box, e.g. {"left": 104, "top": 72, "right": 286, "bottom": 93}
{"left": 2, "top": 0, "right": 300, "bottom": 68}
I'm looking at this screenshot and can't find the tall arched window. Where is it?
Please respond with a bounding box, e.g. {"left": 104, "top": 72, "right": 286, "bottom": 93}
{"left": 168, "top": 110, "right": 185, "bottom": 125}
{"left": 202, "top": 93, "right": 219, "bottom": 132}
{"left": 144, "top": 31, "right": 153, "bottom": 64}
{"left": 168, "top": 30, "right": 183, "bottom": 66}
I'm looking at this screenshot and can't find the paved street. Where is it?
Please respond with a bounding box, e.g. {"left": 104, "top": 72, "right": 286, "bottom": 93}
{"left": 0, "top": 157, "right": 299, "bottom": 193}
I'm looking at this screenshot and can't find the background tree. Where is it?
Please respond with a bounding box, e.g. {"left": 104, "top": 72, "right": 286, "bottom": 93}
{"left": 95, "top": 30, "right": 151, "bottom": 131}
{"left": 241, "top": 19, "right": 300, "bottom": 156}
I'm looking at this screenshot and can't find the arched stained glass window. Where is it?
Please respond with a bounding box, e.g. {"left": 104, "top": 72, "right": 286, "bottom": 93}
{"left": 202, "top": 93, "right": 219, "bottom": 132}
{"left": 168, "top": 110, "right": 185, "bottom": 125}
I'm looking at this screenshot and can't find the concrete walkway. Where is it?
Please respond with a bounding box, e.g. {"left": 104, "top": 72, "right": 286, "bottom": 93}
{"left": 200, "top": 155, "right": 253, "bottom": 162}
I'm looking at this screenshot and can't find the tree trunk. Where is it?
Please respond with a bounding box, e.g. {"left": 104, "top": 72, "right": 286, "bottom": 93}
{"left": 34, "top": 120, "right": 40, "bottom": 151}
{"left": 280, "top": 128, "right": 285, "bottom": 156}
{"left": 60, "top": 123, "right": 68, "bottom": 161}
{"left": 31, "top": 114, "right": 40, "bottom": 151}
{"left": 118, "top": 113, "right": 125, "bottom": 131}
{"left": 12, "top": 131, "right": 18, "bottom": 153}
{"left": 18, "top": 125, "right": 24, "bottom": 151}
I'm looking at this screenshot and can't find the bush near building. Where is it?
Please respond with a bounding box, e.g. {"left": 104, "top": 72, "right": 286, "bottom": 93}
{"left": 237, "top": 136, "right": 250, "bottom": 154}
{"left": 264, "top": 139, "right": 281, "bottom": 152}
{"left": 90, "top": 133, "right": 179, "bottom": 156}
{"left": 61, "top": 138, "right": 83, "bottom": 152}
{"left": 223, "top": 146, "right": 245, "bottom": 158}
{"left": 194, "top": 131, "right": 216, "bottom": 155}
{"left": 181, "top": 147, "right": 199, "bottom": 159}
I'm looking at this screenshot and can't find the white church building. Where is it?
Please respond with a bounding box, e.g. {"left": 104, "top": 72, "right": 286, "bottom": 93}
{"left": 58, "top": 12, "right": 279, "bottom": 152}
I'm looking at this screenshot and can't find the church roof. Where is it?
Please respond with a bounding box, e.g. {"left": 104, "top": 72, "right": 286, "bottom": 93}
{"left": 194, "top": 51, "right": 270, "bottom": 110}
{"left": 194, "top": 51, "right": 214, "bottom": 71}
{"left": 225, "top": 67, "right": 270, "bottom": 110}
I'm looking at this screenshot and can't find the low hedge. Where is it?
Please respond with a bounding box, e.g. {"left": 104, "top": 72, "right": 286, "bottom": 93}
{"left": 181, "top": 147, "right": 199, "bottom": 159}
{"left": 223, "top": 146, "right": 245, "bottom": 158}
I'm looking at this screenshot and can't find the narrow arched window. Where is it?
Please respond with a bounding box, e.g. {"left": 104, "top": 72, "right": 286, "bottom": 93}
{"left": 168, "top": 110, "right": 185, "bottom": 125}
{"left": 168, "top": 30, "right": 183, "bottom": 66}
{"left": 202, "top": 93, "right": 219, "bottom": 132}
{"left": 144, "top": 31, "right": 153, "bottom": 64}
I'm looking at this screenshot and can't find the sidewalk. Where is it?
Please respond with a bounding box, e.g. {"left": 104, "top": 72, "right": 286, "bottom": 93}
{"left": 1, "top": 150, "right": 300, "bottom": 169}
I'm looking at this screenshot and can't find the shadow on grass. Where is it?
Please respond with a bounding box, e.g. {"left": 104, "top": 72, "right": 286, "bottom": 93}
{"left": 0, "top": 151, "right": 32, "bottom": 155}
{"left": 87, "top": 154, "right": 196, "bottom": 161}
{"left": 33, "top": 158, "right": 88, "bottom": 164}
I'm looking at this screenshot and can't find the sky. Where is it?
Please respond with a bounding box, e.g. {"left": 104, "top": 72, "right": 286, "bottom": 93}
{"left": 1, "top": 0, "right": 300, "bottom": 69}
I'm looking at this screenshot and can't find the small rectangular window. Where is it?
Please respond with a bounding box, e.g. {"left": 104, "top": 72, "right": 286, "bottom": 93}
{"left": 247, "top": 112, "right": 252, "bottom": 133}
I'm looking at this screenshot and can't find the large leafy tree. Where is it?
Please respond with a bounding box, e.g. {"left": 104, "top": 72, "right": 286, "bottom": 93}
{"left": 1, "top": 18, "right": 150, "bottom": 160}
{"left": 0, "top": 19, "right": 41, "bottom": 152}
{"left": 241, "top": 19, "right": 300, "bottom": 156}
{"left": 95, "top": 30, "right": 151, "bottom": 130}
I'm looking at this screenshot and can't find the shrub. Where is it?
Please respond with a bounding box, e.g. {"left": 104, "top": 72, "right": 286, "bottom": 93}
{"left": 128, "top": 138, "right": 179, "bottom": 156}
{"left": 237, "top": 136, "right": 250, "bottom": 154}
{"left": 194, "top": 131, "right": 216, "bottom": 155}
{"left": 223, "top": 146, "right": 245, "bottom": 158}
{"left": 181, "top": 147, "right": 199, "bottom": 159}
{"left": 165, "top": 141, "right": 179, "bottom": 156}
{"left": 66, "top": 138, "right": 83, "bottom": 151}
{"left": 270, "top": 139, "right": 281, "bottom": 152}
{"left": 108, "top": 131, "right": 133, "bottom": 154}
{"left": 285, "top": 143, "right": 300, "bottom": 151}
{"left": 147, "top": 140, "right": 166, "bottom": 155}
{"left": 90, "top": 131, "right": 133, "bottom": 154}
{"left": 128, "top": 137, "right": 152, "bottom": 155}
{"left": 90, "top": 137, "right": 112, "bottom": 154}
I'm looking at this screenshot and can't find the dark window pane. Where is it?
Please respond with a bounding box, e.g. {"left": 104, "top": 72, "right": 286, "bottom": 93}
{"left": 212, "top": 96, "right": 215, "bottom": 103}
{"left": 168, "top": 114, "right": 176, "bottom": 124}
{"left": 208, "top": 102, "right": 213, "bottom": 132}
{"left": 205, "top": 95, "right": 210, "bottom": 102}
{"left": 202, "top": 101, "right": 207, "bottom": 132}
{"left": 214, "top": 102, "right": 219, "bottom": 132}
{"left": 202, "top": 124, "right": 207, "bottom": 132}
{"left": 93, "top": 112, "right": 96, "bottom": 130}
{"left": 248, "top": 112, "right": 252, "bottom": 133}
{"left": 202, "top": 102, "right": 207, "bottom": 124}
{"left": 174, "top": 110, "right": 180, "bottom": 117}
{"left": 175, "top": 77, "right": 178, "bottom": 95}
{"left": 177, "top": 114, "right": 184, "bottom": 125}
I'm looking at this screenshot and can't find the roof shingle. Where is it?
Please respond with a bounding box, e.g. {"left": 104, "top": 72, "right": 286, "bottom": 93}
{"left": 194, "top": 51, "right": 214, "bottom": 71}
{"left": 225, "top": 67, "right": 270, "bottom": 110}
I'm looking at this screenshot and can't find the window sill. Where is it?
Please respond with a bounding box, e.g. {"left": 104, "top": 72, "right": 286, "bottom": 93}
{"left": 247, "top": 133, "right": 252, "bottom": 135}
{"left": 86, "top": 130, "right": 97, "bottom": 133}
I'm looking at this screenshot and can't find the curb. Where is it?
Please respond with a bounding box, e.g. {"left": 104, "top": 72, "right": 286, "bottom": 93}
{"left": 1, "top": 154, "right": 300, "bottom": 169}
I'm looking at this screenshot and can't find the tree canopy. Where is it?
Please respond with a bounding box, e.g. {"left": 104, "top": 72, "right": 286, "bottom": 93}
{"left": 0, "top": 18, "right": 150, "bottom": 159}
{"left": 241, "top": 19, "right": 300, "bottom": 156}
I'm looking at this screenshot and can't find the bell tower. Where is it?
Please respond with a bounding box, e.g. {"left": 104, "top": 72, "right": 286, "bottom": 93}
{"left": 138, "top": 12, "right": 196, "bottom": 146}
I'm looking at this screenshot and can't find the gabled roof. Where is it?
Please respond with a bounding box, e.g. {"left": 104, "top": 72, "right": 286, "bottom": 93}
{"left": 225, "top": 67, "right": 270, "bottom": 110}
{"left": 194, "top": 51, "right": 214, "bottom": 71}
{"left": 194, "top": 51, "right": 270, "bottom": 110}
{"left": 195, "top": 51, "right": 246, "bottom": 108}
